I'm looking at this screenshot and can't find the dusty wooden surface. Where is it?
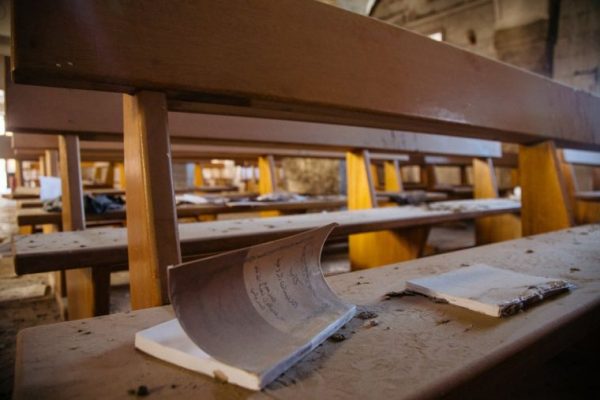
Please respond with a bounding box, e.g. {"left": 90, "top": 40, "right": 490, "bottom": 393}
{"left": 11, "top": 1, "right": 600, "bottom": 148}
{"left": 13, "top": 225, "right": 600, "bottom": 399}
{"left": 14, "top": 199, "right": 520, "bottom": 275}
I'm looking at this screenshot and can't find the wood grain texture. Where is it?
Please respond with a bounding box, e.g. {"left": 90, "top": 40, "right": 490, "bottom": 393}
{"left": 473, "top": 158, "right": 521, "bottom": 244}
{"left": 12, "top": 225, "right": 600, "bottom": 400}
{"left": 12, "top": 1, "right": 600, "bottom": 147}
{"left": 123, "top": 92, "right": 181, "bottom": 309}
{"left": 519, "top": 142, "right": 574, "bottom": 235}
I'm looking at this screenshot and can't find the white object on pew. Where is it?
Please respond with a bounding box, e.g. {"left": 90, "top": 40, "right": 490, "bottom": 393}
{"left": 175, "top": 193, "right": 209, "bottom": 205}
{"left": 406, "top": 264, "right": 572, "bottom": 317}
{"left": 135, "top": 224, "right": 355, "bottom": 390}
{"left": 39, "top": 176, "right": 61, "bottom": 201}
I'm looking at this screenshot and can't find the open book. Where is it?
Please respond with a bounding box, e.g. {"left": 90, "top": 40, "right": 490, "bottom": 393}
{"left": 406, "top": 264, "right": 571, "bottom": 317}
{"left": 135, "top": 224, "right": 355, "bottom": 390}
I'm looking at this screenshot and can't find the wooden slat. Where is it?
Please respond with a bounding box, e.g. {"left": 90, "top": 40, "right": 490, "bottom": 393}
{"left": 14, "top": 199, "right": 521, "bottom": 276}
{"left": 11, "top": 1, "right": 600, "bottom": 148}
{"left": 123, "top": 91, "right": 181, "bottom": 309}
{"left": 12, "top": 225, "right": 600, "bottom": 400}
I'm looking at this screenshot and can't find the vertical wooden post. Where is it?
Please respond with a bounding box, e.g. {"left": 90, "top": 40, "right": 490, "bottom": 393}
{"left": 14, "top": 160, "right": 24, "bottom": 188}
{"left": 258, "top": 155, "right": 277, "bottom": 195}
{"left": 519, "top": 141, "right": 573, "bottom": 235}
{"left": 421, "top": 165, "right": 436, "bottom": 190}
{"left": 44, "top": 150, "right": 59, "bottom": 177}
{"left": 194, "top": 163, "right": 204, "bottom": 188}
{"left": 43, "top": 149, "right": 61, "bottom": 310}
{"left": 370, "top": 163, "right": 380, "bottom": 191}
{"left": 116, "top": 162, "right": 126, "bottom": 189}
{"left": 38, "top": 155, "right": 46, "bottom": 177}
{"left": 347, "top": 150, "right": 427, "bottom": 269}
{"left": 383, "top": 160, "right": 403, "bottom": 193}
{"left": 258, "top": 155, "right": 280, "bottom": 217}
{"left": 472, "top": 158, "right": 521, "bottom": 244}
{"left": 60, "top": 135, "right": 110, "bottom": 319}
{"left": 105, "top": 163, "right": 115, "bottom": 187}
{"left": 123, "top": 91, "right": 181, "bottom": 309}
{"left": 459, "top": 165, "right": 469, "bottom": 186}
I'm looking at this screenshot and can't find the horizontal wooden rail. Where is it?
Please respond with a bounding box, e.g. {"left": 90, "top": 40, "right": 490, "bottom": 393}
{"left": 11, "top": 0, "right": 600, "bottom": 148}
{"left": 5, "top": 81, "right": 503, "bottom": 158}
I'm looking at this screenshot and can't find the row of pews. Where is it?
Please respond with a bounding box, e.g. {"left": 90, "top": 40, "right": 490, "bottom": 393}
{"left": 6, "top": 0, "right": 600, "bottom": 398}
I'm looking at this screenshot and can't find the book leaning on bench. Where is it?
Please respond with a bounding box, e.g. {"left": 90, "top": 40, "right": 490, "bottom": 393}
{"left": 135, "top": 224, "right": 355, "bottom": 390}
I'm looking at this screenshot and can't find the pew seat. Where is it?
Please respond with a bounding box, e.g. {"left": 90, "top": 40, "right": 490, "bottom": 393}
{"left": 14, "top": 198, "right": 519, "bottom": 276}
{"left": 13, "top": 224, "right": 599, "bottom": 399}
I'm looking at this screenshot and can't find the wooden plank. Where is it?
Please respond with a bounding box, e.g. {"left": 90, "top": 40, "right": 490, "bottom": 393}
{"left": 123, "top": 91, "right": 181, "bottom": 309}
{"left": 14, "top": 199, "right": 520, "bottom": 276}
{"left": 5, "top": 76, "right": 503, "bottom": 158}
{"left": 472, "top": 158, "right": 521, "bottom": 244}
{"left": 12, "top": 225, "right": 600, "bottom": 400}
{"left": 16, "top": 198, "right": 348, "bottom": 226}
{"left": 519, "top": 141, "right": 574, "bottom": 235}
{"left": 11, "top": 1, "right": 600, "bottom": 148}
{"left": 59, "top": 135, "right": 110, "bottom": 319}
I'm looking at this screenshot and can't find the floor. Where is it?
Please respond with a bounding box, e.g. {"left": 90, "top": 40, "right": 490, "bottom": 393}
{"left": 0, "top": 198, "right": 596, "bottom": 399}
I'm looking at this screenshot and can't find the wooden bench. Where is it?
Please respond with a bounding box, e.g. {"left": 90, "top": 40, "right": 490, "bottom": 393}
{"left": 13, "top": 198, "right": 519, "bottom": 314}
{"left": 12, "top": 225, "right": 600, "bottom": 399}
{"left": 10, "top": 0, "right": 598, "bottom": 320}
{"left": 16, "top": 197, "right": 348, "bottom": 228}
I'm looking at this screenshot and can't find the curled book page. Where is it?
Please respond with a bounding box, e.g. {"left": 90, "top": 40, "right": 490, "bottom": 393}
{"left": 136, "top": 223, "right": 355, "bottom": 390}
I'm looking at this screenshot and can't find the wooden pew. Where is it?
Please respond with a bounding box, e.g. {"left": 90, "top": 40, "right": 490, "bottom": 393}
{"left": 12, "top": 225, "right": 600, "bottom": 399}
{"left": 13, "top": 198, "right": 520, "bottom": 317}
{"left": 10, "top": 0, "right": 599, "bottom": 317}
